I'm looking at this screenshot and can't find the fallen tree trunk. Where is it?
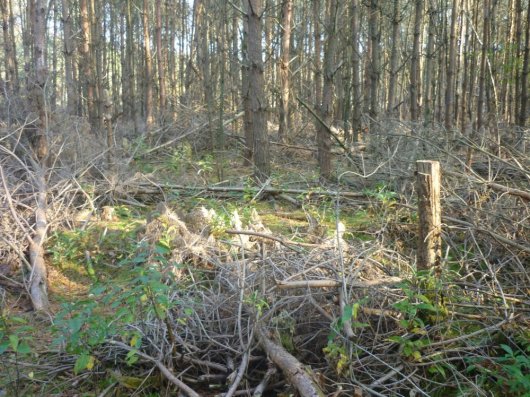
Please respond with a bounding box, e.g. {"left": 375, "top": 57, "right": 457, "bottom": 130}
{"left": 256, "top": 325, "right": 325, "bottom": 397}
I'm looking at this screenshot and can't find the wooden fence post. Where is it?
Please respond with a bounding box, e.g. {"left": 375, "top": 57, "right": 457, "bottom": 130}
{"left": 416, "top": 160, "right": 442, "bottom": 271}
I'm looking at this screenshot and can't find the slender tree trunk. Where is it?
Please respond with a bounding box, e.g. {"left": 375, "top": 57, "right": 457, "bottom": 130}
{"left": 80, "top": 0, "right": 95, "bottom": 128}
{"left": 143, "top": 0, "right": 153, "bottom": 131}
{"left": 318, "top": 0, "right": 340, "bottom": 180}
{"left": 1, "top": 0, "right": 18, "bottom": 95}
{"left": 61, "top": 0, "right": 76, "bottom": 114}
{"left": 518, "top": 0, "right": 530, "bottom": 127}
{"left": 410, "top": 0, "right": 423, "bottom": 121}
{"left": 458, "top": 0, "right": 468, "bottom": 130}
{"left": 29, "top": 0, "right": 50, "bottom": 312}
{"left": 387, "top": 0, "right": 400, "bottom": 115}
{"left": 445, "top": 0, "right": 458, "bottom": 130}
{"left": 90, "top": 0, "right": 103, "bottom": 132}
{"left": 243, "top": 0, "right": 270, "bottom": 180}
{"left": 467, "top": 0, "right": 490, "bottom": 167}
{"left": 351, "top": 0, "right": 361, "bottom": 142}
{"left": 368, "top": 0, "right": 380, "bottom": 125}
{"left": 278, "top": 0, "right": 293, "bottom": 142}
{"left": 155, "top": 0, "right": 166, "bottom": 112}
{"left": 423, "top": 0, "right": 435, "bottom": 126}
{"left": 50, "top": 0, "right": 58, "bottom": 111}
{"left": 313, "top": 0, "right": 322, "bottom": 109}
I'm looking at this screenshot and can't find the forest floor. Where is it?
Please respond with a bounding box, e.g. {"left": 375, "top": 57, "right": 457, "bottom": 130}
{"left": 1, "top": 118, "right": 529, "bottom": 396}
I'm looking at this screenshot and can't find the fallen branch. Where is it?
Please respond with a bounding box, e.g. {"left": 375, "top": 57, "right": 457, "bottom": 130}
{"left": 256, "top": 325, "right": 325, "bottom": 397}
{"left": 276, "top": 277, "right": 403, "bottom": 289}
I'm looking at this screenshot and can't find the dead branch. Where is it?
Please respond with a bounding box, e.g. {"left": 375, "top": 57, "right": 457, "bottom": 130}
{"left": 276, "top": 277, "right": 403, "bottom": 289}
{"left": 108, "top": 340, "right": 201, "bottom": 397}
{"left": 256, "top": 325, "right": 325, "bottom": 397}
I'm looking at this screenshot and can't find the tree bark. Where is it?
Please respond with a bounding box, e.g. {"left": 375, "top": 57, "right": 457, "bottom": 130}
{"left": 243, "top": 0, "right": 270, "bottom": 180}
{"left": 278, "top": 0, "right": 293, "bottom": 142}
{"left": 350, "top": 0, "right": 362, "bottom": 141}
{"left": 387, "top": 0, "right": 400, "bottom": 115}
{"left": 518, "top": 0, "right": 530, "bottom": 127}
{"left": 80, "top": 0, "right": 96, "bottom": 129}
{"left": 1, "top": 0, "right": 18, "bottom": 95}
{"left": 416, "top": 160, "right": 442, "bottom": 271}
{"left": 317, "top": 0, "right": 340, "bottom": 180}
{"left": 368, "top": 0, "right": 380, "bottom": 124}
{"left": 155, "top": 0, "right": 166, "bottom": 112}
{"left": 29, "top": 0, "right": 50, "bottom": 312}
{"left": 143, "top": 0, "right": 154, "bottom": 131}
{"left": 61, "top": 0, "right": 76, "bottom": 114}
{"left": 313, "top": 0, "right": 322, "bottom": 110}
{"left": 410, "top": 0, "right": 423, "bottom": 121}
{"left": 445, "top": 0, "right": 458, "bottom": 130}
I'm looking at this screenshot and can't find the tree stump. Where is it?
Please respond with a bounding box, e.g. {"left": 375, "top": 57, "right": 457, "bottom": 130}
{"left": 416, "top": 160, "right": 442, "bottom": 271}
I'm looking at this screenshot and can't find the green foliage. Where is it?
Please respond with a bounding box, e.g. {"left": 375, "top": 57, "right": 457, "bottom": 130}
{"left": 467, "top": 336, "right": 530, "bottom": 396}
{"left": 52, "top": 250, "right": 186, "bottom": 375}
{"left": 363, "top": 183, "right": 397, "bottom": 206}
{"left": 0, "top": 314, "right": 34, "bottom": 356}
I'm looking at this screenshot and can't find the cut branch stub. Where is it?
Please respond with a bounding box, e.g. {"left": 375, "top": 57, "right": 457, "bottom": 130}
{"left": 416, "top": 160, "right": 442, "bottom": 271}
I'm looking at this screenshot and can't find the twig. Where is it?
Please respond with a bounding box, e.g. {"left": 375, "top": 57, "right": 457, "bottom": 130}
{"left": 108, "top": 340, "right": 201, "bottom": 397}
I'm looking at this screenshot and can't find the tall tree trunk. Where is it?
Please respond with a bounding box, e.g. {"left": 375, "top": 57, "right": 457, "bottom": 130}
{"left": 143, "top": 0, "right": 153, "bottom": 131}
{"left": 313, "top": 0, "right": 322, "bottom": 110}
{"left": 90, "top": 0, "right": 103, "bottom": 132}
{"left": 61, "top": 0, "right": 76, "bottom": 114}
{"left": 80, "top": 0, "right": 95, "bottom": 128}
{"left": 1, "top": 0, "right": 18, "bottom": 95}
{"left": 368, "top": 0, "right": 380, "bottom": 125}
{"left": 467, "top": 0, "right": 490, "bottom": 167}
{"left": 518, "top": 0, "right": 530, "bottom": 127}
{"left": 29, "top": 0, "right": 50, "bottom": 312}
{"left": 155, "top": 0, "right": 166, "bottom": 112}
{"left": 50, "top": 0, "right": 58, "bottom": 111}
{"left": 410, "top": 0, "right": 423, "bottom": 121}
{"left": 387, "top": 0, "right": 400, "bottom": 115}
{"left": 243, "top": 0, "right": 270, "bottom": 180}
{"left": 318, "top": 0, "right": 340, "bottom": 180}
{"left": 445, "top": 0, "right": 458, "bottom": 130}
{"left": 423, "top": 0, "right": 435, "bottom": 126}
{"left": 351, "top": 0, "right": 361, "bottom": 142}
{"left": 278, "top": 0, "right": 293, "bottom": 142}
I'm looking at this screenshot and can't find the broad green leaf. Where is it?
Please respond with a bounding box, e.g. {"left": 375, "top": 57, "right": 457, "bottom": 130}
{"left": 8, "top": 335, "right": 19, "bottom": 351}
{"left": 74, "top": 353, "right": 91, "bottom": 374}
{"left": 0, "top": 341, "right": 10, "bottom": 354}
{"left": 500, "top": 344, "right": 513, "bottom": 356}
{"left": 17, "top": 341, "right": 31, "bottom": 355}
